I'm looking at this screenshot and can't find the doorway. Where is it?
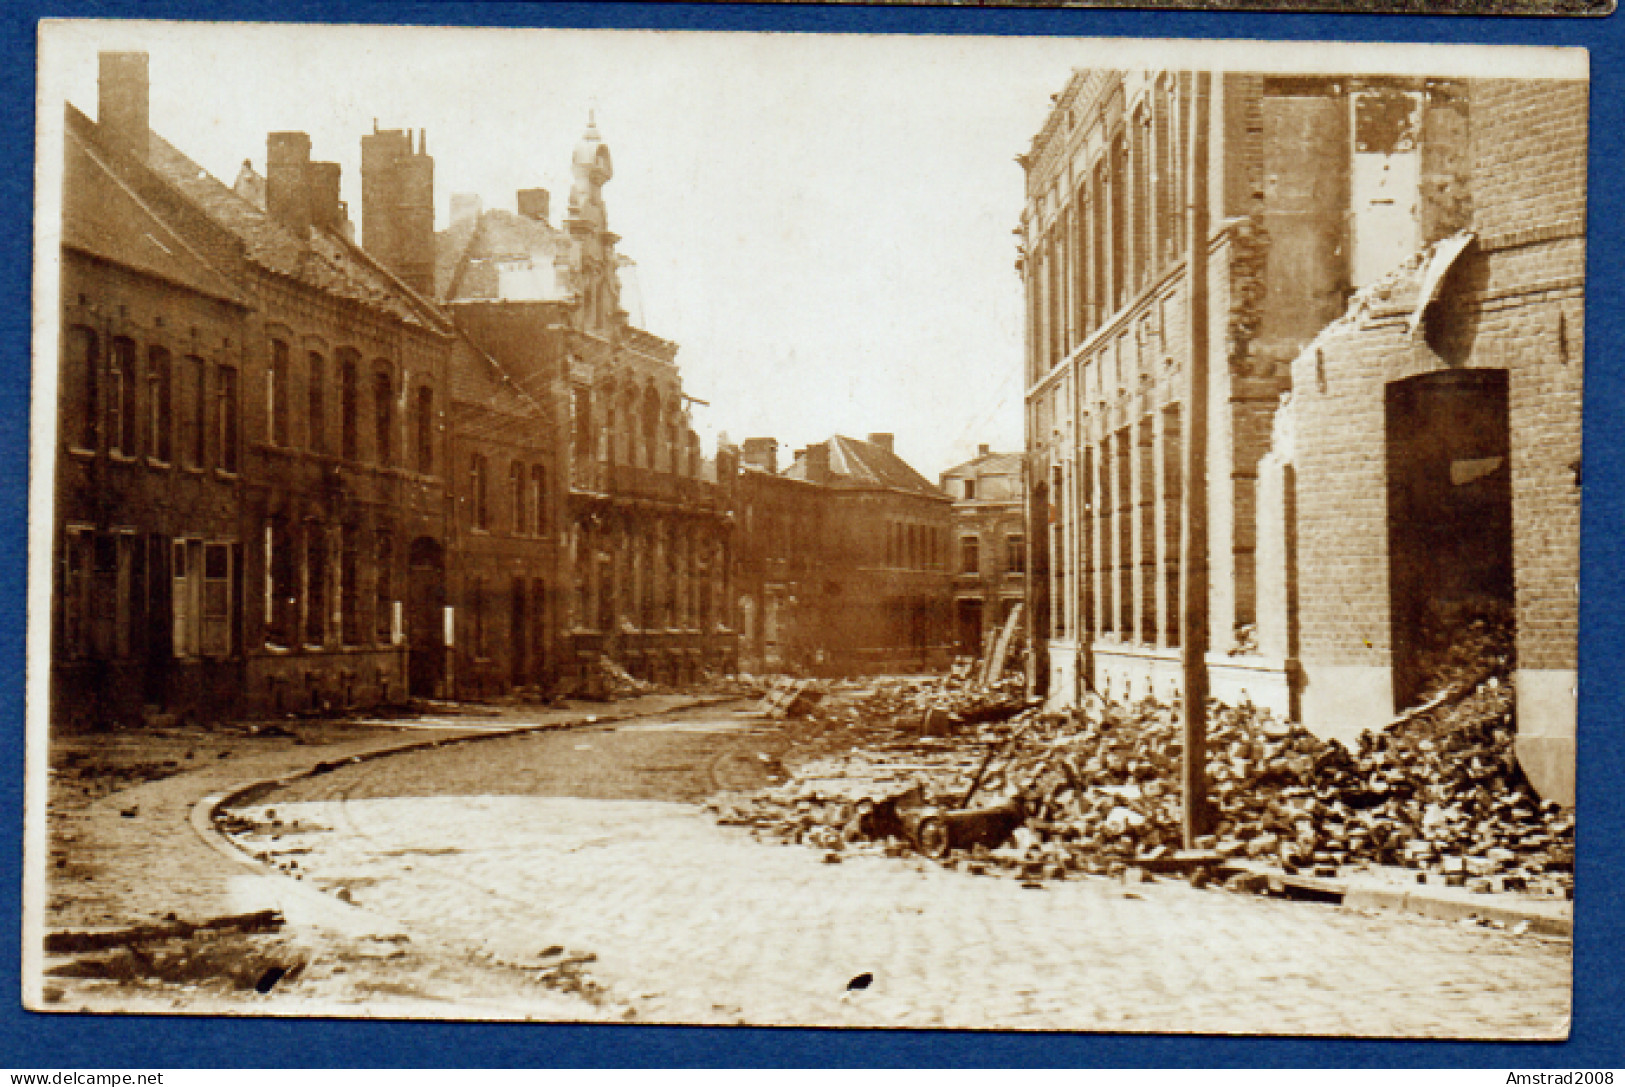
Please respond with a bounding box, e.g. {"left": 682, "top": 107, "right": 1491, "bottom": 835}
{"left": 1385, "top": 369, "right": 1514, "bottom": 710}
{"left": 407, "top": 536, "right": 446, "bottom": 699}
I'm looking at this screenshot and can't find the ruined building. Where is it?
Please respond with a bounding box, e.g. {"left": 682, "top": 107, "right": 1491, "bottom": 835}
{"left": 433, "top": 120, "right": 736, "bottom": 693}
{"left": 940, "top": 446, "right": 1026, "bottom": 659}
{"left": 1021, "top": 70, "right": 1583, "bottom": 801}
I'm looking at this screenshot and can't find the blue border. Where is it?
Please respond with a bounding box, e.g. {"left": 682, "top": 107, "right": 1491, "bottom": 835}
{"left": 4, "top": 1, "right": 1620, "bottom": 1068}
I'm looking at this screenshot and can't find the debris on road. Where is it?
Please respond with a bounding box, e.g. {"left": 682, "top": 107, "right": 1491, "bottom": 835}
{"left": 709, "top": 670, "right": 1573, "bottom": 901}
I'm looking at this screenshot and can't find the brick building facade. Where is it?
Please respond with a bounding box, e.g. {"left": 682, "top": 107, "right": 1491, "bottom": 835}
{"left": 436, "top": 121, "right": 735, "bottom": 695}
{"left": 1021, "top": 68, "right": 1584, "bottom": 802}
{"left": 940, "top": 446, "right": 1026, "bottom": 658}
{"left": 771, "top": 434, "right": 956, "bottom": 675}
{"left": 54, "top": 54, "right": 455, "bottom": 728}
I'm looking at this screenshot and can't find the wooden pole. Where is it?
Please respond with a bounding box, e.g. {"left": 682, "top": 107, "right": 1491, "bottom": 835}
{"left": 1181, "top": 69, "right": 1213, "bottom": 848}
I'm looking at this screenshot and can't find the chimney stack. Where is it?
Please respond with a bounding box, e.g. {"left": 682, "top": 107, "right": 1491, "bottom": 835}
{"left": 98, "top": 52, "right": 149, "bottom": 160}
{"left": 978, "top": 443, "right": 991, "bottom": 457}
{"left": 866, "top": 432, "right": 895, "bottom": 454}
{"left": 517, "top": 188, "right": 550, "bottom": 223}
{"left": 805, "top": 442, "right": 832, "bottom": 484}
{"left": 266, "top": 131, "right": 314, "bottom": 237}
{"left": 306, "top": 160, "right": 347, "bottom": 233}
{"left": 361, "top": 125, "right": 436, "bottom": 297}
{"left": 741, "top": 437, "right": 779, "bottom": 475}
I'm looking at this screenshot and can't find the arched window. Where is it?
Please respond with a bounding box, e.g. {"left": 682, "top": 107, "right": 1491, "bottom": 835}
{"left": 373, "top": 364, "right": 394, "bottom": 466}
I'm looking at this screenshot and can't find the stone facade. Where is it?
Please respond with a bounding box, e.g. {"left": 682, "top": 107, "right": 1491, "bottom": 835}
{"left": 940, "top": 446, "right": 1026, "bottom": 659}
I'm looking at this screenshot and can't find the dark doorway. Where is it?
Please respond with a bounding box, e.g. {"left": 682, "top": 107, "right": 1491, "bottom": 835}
{"left": 407, "top": 536, "right": 445, "bottom": 699}
{"left": 1385, "top": 369, "right": 1514, "bottom": 711}
{"left": 956, "top": 598, "right": 984, "bottom": 657}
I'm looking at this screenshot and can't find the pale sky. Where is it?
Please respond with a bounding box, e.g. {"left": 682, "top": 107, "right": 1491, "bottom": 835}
{"left": 37, "top": 21, "right": 1584, "bottom": 479}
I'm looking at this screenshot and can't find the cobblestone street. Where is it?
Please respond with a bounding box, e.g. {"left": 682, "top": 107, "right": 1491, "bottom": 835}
{"left": 217, "top": 704, "right": 1571, "bottom": 1036}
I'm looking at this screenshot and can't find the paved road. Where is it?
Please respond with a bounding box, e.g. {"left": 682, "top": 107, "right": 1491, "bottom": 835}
{"left": 233, "top": 704, "right": 1572, "bottom": 1036}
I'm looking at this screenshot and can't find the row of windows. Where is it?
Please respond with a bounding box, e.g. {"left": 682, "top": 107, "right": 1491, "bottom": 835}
{"left": 67, "top": 327, "right": 239, "bottom": 473}
{"left": 1029, "top": 75, "right": 1187, "bottom": 381}
{"left": 265, "top": 519, "right": 398, "bottom": 651}
{"left": 467, "top": 455, "right": 549, "bottom": 535}
{"left": 267, "top": 339, "right": 434, "bottom": 474}
{"left": 886, "top": 522, "right": 946, "bottom": 571}
{"left": 60, "top": 527, "right": 236, "bottom": 662}
{"left": 570, "top": 383, "right": 702, "bottom": 477}
{"left": 960, "top": 532, "right": 1026, "bottom": 576}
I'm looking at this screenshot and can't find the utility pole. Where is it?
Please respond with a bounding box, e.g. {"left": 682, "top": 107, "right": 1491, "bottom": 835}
{"left": 1181, "top": 69, "right": 1213, "bottom": 848}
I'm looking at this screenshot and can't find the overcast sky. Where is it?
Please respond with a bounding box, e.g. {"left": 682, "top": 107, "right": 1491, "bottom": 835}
{"left": 37, "top": 22, "right": 1584, "bottom": 479}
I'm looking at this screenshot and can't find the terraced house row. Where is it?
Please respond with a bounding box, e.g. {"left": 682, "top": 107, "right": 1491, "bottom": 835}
{"left": 51, "top": 51, "right": 737, "bottom": 729}
{"left": 1020, "top": 67, "right": 1584, "bottom": 802}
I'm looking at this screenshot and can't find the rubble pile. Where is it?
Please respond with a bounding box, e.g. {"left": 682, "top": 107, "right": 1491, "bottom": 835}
{"left": 711, "top": 673, "right": 1574, "bottom": 898}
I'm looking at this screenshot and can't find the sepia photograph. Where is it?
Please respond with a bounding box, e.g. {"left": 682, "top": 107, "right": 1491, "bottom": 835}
{"left": 26, "top": 20, "right": 1584, "bottom": 1037}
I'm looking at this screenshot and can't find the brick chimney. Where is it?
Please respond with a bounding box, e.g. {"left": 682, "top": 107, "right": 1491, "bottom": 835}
{"left": 98, "top": 52, "right": 149, "bottom": 160}
{"left": 517, "top": 188, "right": 550, "bottom": 223}
{"left": 361, "top": 124, "right": 436, "bottom": 297}
{"left": 804, "top": 442, "right": 832, "bottom": 484}
{"left": 266, "top": 131, "right": 313, "bottom": 237}
{"left": 866, "top": 432, "right": 895, "bottom": 454}
{"left": 978, "top": 443, "right": 991, "bottom": 457}
{"left": 306, "top": 160, "right": 347, "bottom": 233}
{"left": 741, "top": 437, "right": 778, "bottom": 474}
